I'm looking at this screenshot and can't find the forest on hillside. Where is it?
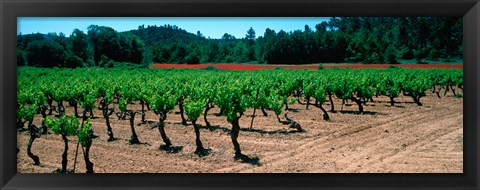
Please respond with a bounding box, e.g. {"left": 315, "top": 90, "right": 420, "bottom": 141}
{"left": 17, "top": 17, "right": 463, "bottom": 68}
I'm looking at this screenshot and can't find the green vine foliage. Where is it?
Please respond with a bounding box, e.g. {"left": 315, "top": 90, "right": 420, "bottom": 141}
{"left": 402, "top": 70, "right": 432, "bottom": 96}
{"left": 78, "top": 118, "right": 94, "bottom": 147}
{"left": 81, "top": 91, "right": 97, "bottom": 110}
{"left": 216, "top": 81, "right": 250, "bottom": 123}
{"left": 17, "top": 104, "right": 39, "bottom": 122}
{"left": 185, "top": 101, "right": 205, "bottom": 121}
{"left": 43, "top": 115, "right": 79, "bottom": 136}
{"left": 19, "top": 67, "right": 463, "bottom": 127}
{"left": 149, "top": 93, "right": 177, "bottom": 112}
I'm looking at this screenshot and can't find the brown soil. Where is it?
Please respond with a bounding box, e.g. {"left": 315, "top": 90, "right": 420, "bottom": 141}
{"left": 17, "top": 91, "right": 463, "bottom": 173}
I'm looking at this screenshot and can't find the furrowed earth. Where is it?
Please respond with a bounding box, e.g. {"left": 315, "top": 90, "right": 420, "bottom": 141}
{"left": 17, "top": 90, "right": 463, "bottom": 173}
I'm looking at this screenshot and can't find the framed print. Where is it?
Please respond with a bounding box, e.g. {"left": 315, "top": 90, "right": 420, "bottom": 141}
{"left": 1, "top": 0, "right": 479, "bottom": 189}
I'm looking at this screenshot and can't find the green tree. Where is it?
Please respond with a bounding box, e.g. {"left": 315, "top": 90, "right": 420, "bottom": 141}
{"left": 17, "top": 48, "right": 27, "bottom": 66}
{"left": 232, "top": 41, "right": 249, "bottom": 63}
{"left": 222, "top": 33, "right": 236, "bottom": 41}
{"left": 64, "top": 52, "right": 85, "bottom": 68}
{"left": 185, "top": 42, "right": 201, "bottom": 64}
{"left": 245, "top": 27, "right": 255, "bottom": 45}
{"left": 87, "top": 25, "right": 120, "bottom": 65}
{"left": 245, "top": 27, "right": 256, "bottom": 61}
{"left": 26, "top": 39, "right": 66, "bottom": 67}
{"left": 68, "top": 29, "right": 90, "bottom": 63}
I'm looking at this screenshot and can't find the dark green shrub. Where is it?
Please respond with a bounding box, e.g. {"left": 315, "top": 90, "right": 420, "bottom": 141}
{"left": 99, "top": 55, "right": 113, "bottom": 68}
{"left": 17, "top": 49, "right": 27, "bottom": 66}
{"left": 317, "top": 64, "right": 324, "bottom": 70}
{"left": 204, "top": 66, "right": 218, "bottom": 70}
{"left": 398, "top": 46, "right": 414, "bottom": 59}
{"left": 363, "top": 52, "right": 382, "bottom": 64}
{"left": 427, "top": 49, "right": 440, "bottom": 61}
{"left": 414, "top": 48, "right": 428, "bottom": 63}
{"left": 225, "top": 55, "right": 234, "bottom": 63}
{"left": 387, "top": 65, "right": 401, "bottom": 69}
{"left": 185, "top": 54, "right": 200, "bottom": 64}
{"left": 26, "top": 39, "right": 66, "bottom": 67}
{"left": 384, "top": 45, "right": 399, "bottom": 64}
{"left": 64, "top": 53, "right": 84, "bottom": 68}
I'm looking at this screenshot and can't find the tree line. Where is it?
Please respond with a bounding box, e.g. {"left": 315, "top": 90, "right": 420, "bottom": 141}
{"left": 17, "top": 17, "right": 463, "bottom": 68}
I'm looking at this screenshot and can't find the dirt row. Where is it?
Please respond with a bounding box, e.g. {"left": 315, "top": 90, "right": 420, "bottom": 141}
{"left": 17, "top": 91, "right": 463, "bottom": 173}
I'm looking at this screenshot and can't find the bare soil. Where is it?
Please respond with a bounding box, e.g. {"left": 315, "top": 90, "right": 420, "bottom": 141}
{"left": 17, "top": 91, "right": 463, "bottom": 173}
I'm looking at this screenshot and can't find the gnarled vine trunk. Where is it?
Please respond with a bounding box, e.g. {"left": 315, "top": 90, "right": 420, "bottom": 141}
{"left": 350, "top": 97, "right": 364, "bottom": 113}
{"left": 444, "top": 83, "right": 450, "bottom": 96}
{"left": 312, "top": 104, "right": 330, "bottom": 121}
{"left": 296, "top": 90, "right": 305, "bottom": 105}
{"left": 105, "top": 114, "right": 115, "bottom": 141}
{"left": 404, "top": 91, "right": 425, "bottom": 106}
{"left": 178, "top": 100, "right": 187, "bottom": 125}
{"left": 101, "top": 100, "right": 115, "bottom": 141}
{"left": 88, "top": 108, "right": 94, "bottom": 118}
{"left": 58, "top": 100, "right": 65, "bottom": 116}
{"left": 40, "top": 105, "right": 48, "bottom": 134}
{"left": 433, "top": 85, "right": 442, "bottom": 98}
{"left": 319, "top": 105, "right": 330, "bottom": 121}
{"left": 450, "top": 84, "right": 456, "bottom": 96}
{"left": 203, "top": 103, "right": 213, "bottom": 127}
{"left": 261, "top": 108, "right": 268, "bottom": 117}
{"left": 328, "top": 92, "right": 335, "bottom": 112}
{"left": 27, "top": 124, "right": 40, "bottom": 165}
{"left": 412, "top": 96, "right": 423, "bottom": 106}
{"left": 128, "top": 111, "right": 140, "bottom": 144}
{"left": 231, "top": 116, "right": 242, "bottom": 156}
{"left": 389, "top": 96, "right": 395, "bottom": 106}
{"left": 305, "top": 96, "right": 311, "bottom": 110}
{"left": 157, "top": 110, "right": 172, "bottom": 147}
{"left": 83, "top": 144, "right": 94, "bottom": 173}
{"left": 69, "top": 100, "right": 79, "bottom": 118}
{"left": 191, "top": 120, "right": 205, "bottom": 153}
{"left": 47, "top": 94, "right": 54, "bottom": 115}
{"left": 61, "top": 132, "right": 69, "bottom": 173}
{"left": 145, "top": 102, "right": 151, "bottom": 110}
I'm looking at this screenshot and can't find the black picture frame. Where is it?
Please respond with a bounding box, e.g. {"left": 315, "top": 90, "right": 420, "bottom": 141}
{"left": 1, "top": 0, "right": 479, "bottom": 189}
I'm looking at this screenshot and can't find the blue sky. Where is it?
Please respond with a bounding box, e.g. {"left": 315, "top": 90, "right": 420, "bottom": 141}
{"left": 18, "top": 17, "right": 330, "bottom": 39}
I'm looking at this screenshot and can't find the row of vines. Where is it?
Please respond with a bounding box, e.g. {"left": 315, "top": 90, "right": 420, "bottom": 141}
{"left": 17, "top": 67, "right": 463, "bottom": 172}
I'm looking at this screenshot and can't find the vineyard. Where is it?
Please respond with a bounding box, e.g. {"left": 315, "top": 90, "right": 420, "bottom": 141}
{"left": 17, "top": 67, "right": 463, "bottom": 173}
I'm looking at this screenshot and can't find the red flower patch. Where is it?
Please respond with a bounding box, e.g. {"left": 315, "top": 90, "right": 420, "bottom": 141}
{"left": 151, "top": 63, "right": 463, "bottom": 70}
